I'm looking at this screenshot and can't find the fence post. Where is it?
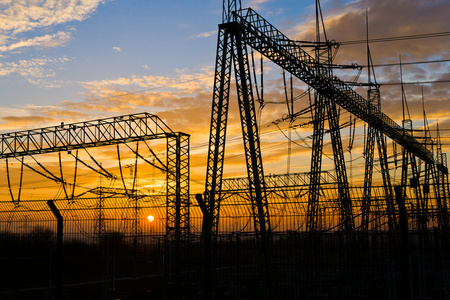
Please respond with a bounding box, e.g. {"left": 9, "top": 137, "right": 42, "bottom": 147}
{"left": 47, "top": 200, "right": 63, "bottom": 300}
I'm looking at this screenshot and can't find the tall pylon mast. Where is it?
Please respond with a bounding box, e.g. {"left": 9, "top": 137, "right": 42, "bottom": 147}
{"left": 204, "top": 0, "right": 271, "bottom": 241}
{"left": 204, "top": 0, "right": 444, "bottom": 266}
{"left": 203, "top": 1, "right": 272, "bottom": 296}
{"left": 361, "top": 10, "right": 395, "bottom": 231}
{"left": 307, "top": 0, "right": 354, "bottom": 234}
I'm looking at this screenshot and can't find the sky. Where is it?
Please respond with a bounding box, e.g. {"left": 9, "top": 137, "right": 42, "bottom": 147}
{"left": 0, "top": 0, "right": 449, "bottom": 197}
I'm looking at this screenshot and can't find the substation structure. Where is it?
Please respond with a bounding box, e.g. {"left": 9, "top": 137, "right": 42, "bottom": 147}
{"left": 2, "top": 169, "right": 450, "bottom": 299}
{"left": 0, "top": 113, "right": 191, "bottom": 299}
{"left": 200, "top": 0, "right": 450, "bottom": 299}
{"left": 1, "top": 0, "right": 450, "bottom": 299}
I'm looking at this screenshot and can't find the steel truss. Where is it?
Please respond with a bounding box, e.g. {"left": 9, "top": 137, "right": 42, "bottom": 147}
{"left": 206, "top": 3, "right": 448, "bottom": 234}
{"left": 231, "top": 7, "right": 437, "bottom": 164}
{"left": 205, "top": 1, "right": 272, "bottom": 295}
{"left": 0, "top": 113, "right": 190, "bottom": 247}
{"left": 166, "top": 133, "right": 190, "bottom": 244}
{"left": 219, "top": 171, "right": 448, "bottom": 233}
{"left": 223, "top": 171, "right": 336, "bottom": 191}
{"left": 205, "top": 5, "right": 270, "bottom": 242}
{"left": 362, "top": 88, "right": 396, "bottom": 232}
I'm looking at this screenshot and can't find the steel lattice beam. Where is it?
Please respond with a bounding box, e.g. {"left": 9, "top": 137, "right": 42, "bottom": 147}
{"left": 166, "top": 133, "right": 190, "bottom": 244}
{"left": 231, "top": 22, "right": 271, "bottom": 239}
{"left": 232, "top": 8, "right": 436, "bottom": 165}
{"left": 0, "top": 112, "right": 190, "bottom": 256}
{"left": 325, "top": 97, "right": 354, "bottom": 233}
{"left": 307, "top": 93, "right": 326, "bottom": 232}
{"left": 204, "top": 4, "right": 272, "bottom": 295}
{"left": 222, "top": 171, "right": 336, "bottom": 192}
{"left": 0, "top": 113, "right": 172, "bottom": 158}
{"left": 205, "top": 25, "right": 233, "bottom": 237}
{"left": 376, "top": 131, "right": 396, "bottom": 230}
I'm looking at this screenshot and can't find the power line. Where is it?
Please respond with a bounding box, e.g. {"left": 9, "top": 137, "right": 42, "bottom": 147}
{"left": 339, "top": 31, "right": 450, "bottom": 45}
{"left": 380, "top": 79, "right": 450, "bottom": 86}
{"left": 347, "top": 79, "right": 450, "bottom": 86}
{"left": 362, "top": 59, "right": 450, "bottom": 68}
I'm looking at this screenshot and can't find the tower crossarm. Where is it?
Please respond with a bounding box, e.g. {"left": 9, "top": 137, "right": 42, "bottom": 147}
{"left": 0, "top": 112, "right": 175, "bottom": 158}
{"left": 233, "top": 8, "right": 433, "bottom": 164}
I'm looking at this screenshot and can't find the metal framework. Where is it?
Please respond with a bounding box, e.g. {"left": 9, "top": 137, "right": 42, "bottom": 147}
{"left": 166, "top": 133, "right": 190, "bottom": 244}
{"left": 205, "top": 1, "right": 270, "bottom": 243}
{"left": 220, "top": 173, "right": 447, "bottom": 231}
{"left": 0, "top": 113, "right": 172, "bottom": 158}
{"left": 233, "top": 8, "right": 435, "bottom": 162}
{"left": 223, "top": 171, "right": 336, "bottom": 191}
{"left": 205, "top": 1, "right": 447, "bottom": 237}
{"left": 362, "top": 87, "right": 396, "bottom": 232}
{"left": 0, "top": 112, "right": 190, "bottom": 246}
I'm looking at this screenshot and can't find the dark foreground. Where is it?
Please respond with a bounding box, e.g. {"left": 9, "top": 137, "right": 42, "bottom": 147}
{"left": 1, "top": 229, "right": 449, "bottom": 299}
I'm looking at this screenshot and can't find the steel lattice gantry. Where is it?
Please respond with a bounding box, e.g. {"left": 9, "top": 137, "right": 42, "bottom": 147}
{"left": 205, "top": 1, "right": 271, "bottom": 243}
{"left": 231, "top": 7, "right": 434, "bottom": 164}
{"left": 0, "top": 113, "right": 171, "bottom": 157}
{"left": 0, "top": 112, "right": 190, "bottom": 246}
{"left": 361, "top": 87, "right": 396, "bottom": 232}
{"left": 166, "top": 132, "right": 190, "bottom": 246}
{"left": 205, "top": 2, "right": 448, "bottom": 236}
{"left": 204, "top": 1, "right": 273, "bottom": 296}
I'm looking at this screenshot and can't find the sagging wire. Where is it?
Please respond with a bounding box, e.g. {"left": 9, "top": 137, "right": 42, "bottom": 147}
{"left": 348, "top": 115, "right": 356, "bottom": 183}
{"left": 292, "top": 127, "right": 335, "bottom": 162}
{"left": 58, "top": 150, "right": 79, "bottom": 203}
{"left": 6, "top": 157, "right": 24, "bottom": 206}
{"left": 125, "top": 142, "right": 166, "bottom": 173}
{"left": 269, "top": 196, "right": 290, "bottom": 231}
{"left": 236, "top": 216, "right": 252, "bottom": 233}
{"left": 52, "top": 184, "right": 64, "bottom": 203}
{"left": 142, "top": 140, "right": 167, "bottom": 173}
{"left": 65, "top": 200, "right": 95, "bottom": 239}
{"left": 131, "top": 141, "right": 139, "bottom": 194}
{"left": 263, "top": 87, "right": 312, "bottom": 107}
{"left": 117, "top": 144, "right": 129, "bottom": 196}
{"left": 282, "top": 69, "right": 296, "bottom": 173}
{"left": 228, "top": 201, "right": 253, "bottom": 233}
{"left": 84, "top": 148, "right": 116, "bottom": 179}
{"left": 70, "top": 151, "right": 113, "bottom": 180}
{"left": 250, "top": 50, "right": 265, "bottom": 141}
{"left": 270, "top": 89, "right": 313, "bottom": 126}
{"left": 27, "top": 155, "right": 62, "bottom": 183}
{"left": 71, "top": 150, "right": 79, "bottom": 202}
{"left": 274, "top": 123, "right": 310, "bottom": 149}
{"left": 250, "top": 50, "right": 261, "bottom": 104}
{"left": 6, "top": 205, "right": 20, "bottom": 229}
{"left": 59, "top": 152, "right": 69, "bottom": 201}
{"left": 117, "top": 141, "right": 143, "bottom": 199}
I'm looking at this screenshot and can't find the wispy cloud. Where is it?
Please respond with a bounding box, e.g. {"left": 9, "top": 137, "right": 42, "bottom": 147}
{"left": 112, "top": 46, "right": 121, "bottom": 52}
{"left": 193, "top": 30, "right": 217, "bottom": 39}
{"left": 0, "top": 56, "right": 70, "bottom": 78}
{"left": 82, "top": 67, "right": 214, "bottom": 96}
{"left": 287, "top": 0, "right": 450, "bottom": 114}
{"left": 0, "top": 0, "right": 107, "bottom": 83}
{"left": 0, "top": 0, "right": 107, "bottom": 35}
{"left": 247, "top": 0, "right": 271, "bottom": 9}
{"left": 0, "top": 31, "right": 72, "bottom": 52}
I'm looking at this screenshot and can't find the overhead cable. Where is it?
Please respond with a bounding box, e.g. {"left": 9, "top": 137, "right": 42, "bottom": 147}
{"left": 339, "top": 31, "right": 450, "bottom": 45}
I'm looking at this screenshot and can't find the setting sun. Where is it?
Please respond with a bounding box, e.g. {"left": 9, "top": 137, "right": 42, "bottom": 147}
{"left": 147, "top": 215, "right": 155, "bottom": 222}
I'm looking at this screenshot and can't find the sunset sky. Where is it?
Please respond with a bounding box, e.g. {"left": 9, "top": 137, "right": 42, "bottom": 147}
{"left": 0, "top": 0, "right": 449, "bottom": 197}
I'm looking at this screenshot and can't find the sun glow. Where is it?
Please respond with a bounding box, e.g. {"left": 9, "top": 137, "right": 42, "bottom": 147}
{"left": 147, "top": 215, "right": 155, "bottom": 222}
